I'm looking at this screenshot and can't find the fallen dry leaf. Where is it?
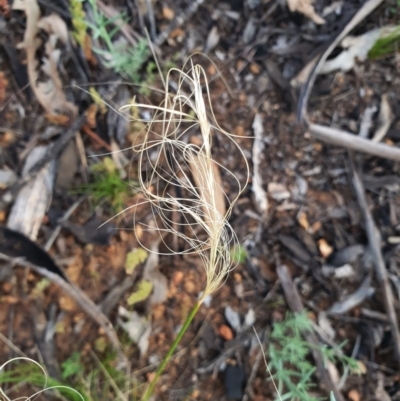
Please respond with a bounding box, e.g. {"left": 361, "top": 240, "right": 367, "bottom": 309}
{"left": 170, "top": 28, "right": 185, "bottom": 39}
{"left": 287, "top": 0, "right": 325, "bottom": 24}
{"left": 268, "top": 182, "right": 291, "bottom": 201}
{"left": 205, "top": 26, "right": 220, "bottom": 52}
{"left": 12, "top": 0, "right": 77, "bottom": 117}
{"left": 172, "top": 271, "right": 184, "bottom": 286}
{"left": 318, "top": 238, "right": 333, "bottom": 258}
{"left": 84, "top": 35, "right": 97, "bottom": 65}
{"left": 219, "top": 324, "right": 234, "bottom": 341}
{"left": 45, "top": 114, "right": 71, "bottom": 125}
{"left": 86, "top": 104, "right": 98, "bottom": 128}
{"left": 348, "top": 389, "right": 360, "bottom": 401}
{"left": 37, "top": 13, "right": 69, "bottom": 43}
{"left": 117, "top": 306, "right": 151, "bottom": 356}
{"left": 162, "top": 6, "right": 174, "bottom": 20}
{"left": 297, "top": 211, "right": 310, "bottom": 230}
{"left": 0, "top": 71, "right": 8, "bottom": 104}
{"left": 0, "top": 0, "right": 10, "bottom": 16}
{"left": 59, "top": 295, "right": 77, "bottom": 312}
{"left": 372, "top": 93, "right": 393, "bottom": 142}
{"left": 249, "top": 63, "right": 261, "bottom": 75}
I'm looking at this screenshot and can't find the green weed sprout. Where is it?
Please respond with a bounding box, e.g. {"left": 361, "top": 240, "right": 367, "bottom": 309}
{"left": 0, "top": 357, "right": 84, "bottom": 401}
{"left": 77, "top": 157, "right": 132, "bottom": 211}
{"left": 78, "top": 0, "right": 148, "bottom": 82}
{"left": 267, "top": 312, "right": 361, "bottom": 401}
{"left": 230, "top": 244, "right": 248, "bottom": 264}
{"left": 121, "top": 59, "right": 249, "bottom": 399}
{"left": 368, "top": 25, "right": 400, "bottom": 59}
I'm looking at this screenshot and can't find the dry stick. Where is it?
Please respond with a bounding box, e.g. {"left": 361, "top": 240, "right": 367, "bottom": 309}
{"left": 242, "top": 344, "right": 264, "bottom": 401}
{"left": 0, "top": 115, "right": 86, "bottom": 209}
{"left": 347, "top": 154, "right": 400, "bottom": 363}
{"left": 308, "top": 123, "right": 400, "bottom": 162}
{"left": 44, "top": 196, "right": 86, "bottom": 251}
{"left": 276, "top": 264, "right": 345, "bottom": 401}
{"left": 145, "top": 0, "right": 157, "bottom": 40}
{"left": 82, "top": 125, "right": 113, "bottom": 151}
{"left": 0, "top": 254, "right": 128, "bottom": 369}
{"left": 100, "top": 266, "right": 143, "bottom": 315}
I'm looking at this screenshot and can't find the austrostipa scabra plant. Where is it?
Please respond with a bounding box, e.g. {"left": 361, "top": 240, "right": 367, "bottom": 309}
{"left": 120, "top": 57, "right": 249, "bottom": 399}
{"left": 123, "top": 59, "right": 249, "bottom": 300}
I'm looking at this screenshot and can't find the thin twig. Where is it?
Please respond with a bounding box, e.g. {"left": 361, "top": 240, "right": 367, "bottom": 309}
{"left": 197, "top": 331, "right": 258, "bottom": 375}
{"left": 276, "top": 264, "right": 345, "bottom": 401}
{"left": 308, "top": 123, "right": 400, "bottom": 161}
{"left": 242, "top": 342, "right": 265, "bottom": 401}
{"left": 145, "top": 0, "right": 157, "bottom": 41}
{"left": 82, "top": 125, "right": 112, "bottom": 151}
{"left": 44, "top": 196, "right": 86, "bottom": 251}
{"left": 100, "top": 267, "right": 143, "bottom": 315}
{"left": 0, "top": 115, "right": 86, "bottom": 209}
{"left": 347, "top": 154, "right": 400, "bottom": 363}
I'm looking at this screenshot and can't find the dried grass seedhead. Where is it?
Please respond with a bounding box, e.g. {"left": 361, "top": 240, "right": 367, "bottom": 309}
{"left": 122, "top": 58, "right": 248, "bottom": 301}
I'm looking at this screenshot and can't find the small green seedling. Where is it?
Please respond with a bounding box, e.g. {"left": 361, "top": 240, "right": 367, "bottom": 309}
{"left": 74, "top": 0, "right": 148, "bottom": 83}
{"left": 369, "top": 25, "right": 400, "bottom": 59}
{"left": 267, "top": 311, "right": 361, "bottom": 401}
{"left": 77, "top": 157, "right": 132, "bottom": 211}
{"left": 230, "top": 244, "right": 247, "bottom": 264}
{"left": 62, "top": 352, "right": 85, "bottom": 380}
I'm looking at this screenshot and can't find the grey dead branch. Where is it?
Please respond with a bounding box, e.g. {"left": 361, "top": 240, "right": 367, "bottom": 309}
{"left": 251, "top": 114, "right": 268, "bottom": 215}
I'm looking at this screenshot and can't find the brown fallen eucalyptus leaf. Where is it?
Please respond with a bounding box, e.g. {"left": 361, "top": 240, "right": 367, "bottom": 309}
{"left": 287, "top": 0, "right": 325, "bottom": 24}
{"left": 12, "top": 0, "right": 77, "bottom": 117}
{"left": 0, "top": 71, "right": 8, "bottom": 104}
{"left": 37, "top": 13, "right": 69, "bottom": 43}
{"left": 219, "top": 324, "right": 234, "bottom": 341}
{"left": 318, "top": 238, "right": 333, "bottom": 258}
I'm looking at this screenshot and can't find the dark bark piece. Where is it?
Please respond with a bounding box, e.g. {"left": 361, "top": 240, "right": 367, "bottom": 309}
{"left": 278, "top": 234, "right": 312, "bottom": 263}
{"left": 0, "top": 226, "right": 66, "bottom": 279}
{"left": 224, "top": 364, "right": 246, "bottom": 400}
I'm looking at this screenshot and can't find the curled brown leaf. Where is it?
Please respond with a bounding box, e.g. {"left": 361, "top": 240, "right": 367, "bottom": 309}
{"left": 12, "top": 1, "right": 77, "bottom": 118}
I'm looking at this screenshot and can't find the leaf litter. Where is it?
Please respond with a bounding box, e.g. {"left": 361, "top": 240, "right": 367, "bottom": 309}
{"left": 2, "top": 0, "right": 400, "bottom": 400}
